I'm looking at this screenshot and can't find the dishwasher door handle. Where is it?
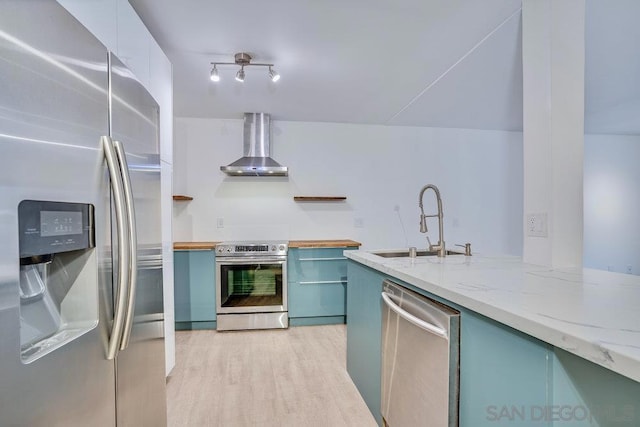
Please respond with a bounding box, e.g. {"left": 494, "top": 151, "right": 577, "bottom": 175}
{"left": 382, "top": 292, "right": 448, "bottom": 339}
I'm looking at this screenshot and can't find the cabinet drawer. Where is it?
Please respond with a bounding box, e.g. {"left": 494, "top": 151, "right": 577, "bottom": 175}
{"left": 288, "top": 247, "right": 357, "bottom": 283}
{"left": 289, "top": 258, "right": 348, "bottom": 283}
{"left": 288, "top": 281, "right": 346, "bottom": 318}
{"left": 290, "top": 247, "right": 349, "bottom": 260}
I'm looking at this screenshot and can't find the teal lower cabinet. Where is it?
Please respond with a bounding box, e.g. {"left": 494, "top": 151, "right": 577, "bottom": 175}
{"left": 458, "top": 310, "right": 551, "bottom": 426}
{"left": 551, "top": 349, "right": 640, "bottom": 427}
{"left": 288, "top": 246, "right": 358, "bottom": 326}
{"left": 346, "top": 261, "right": 385, "bottom": 425}
{"left": 346, "top": 260, "right": 640, "bottom": 427}
{"left": 173, "top": 250, "right": 216, "bottom": 330}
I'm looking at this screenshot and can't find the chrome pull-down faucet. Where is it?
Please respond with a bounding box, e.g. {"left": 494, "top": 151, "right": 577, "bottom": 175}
{"left": 418, "top": 184, "right": 446, "bottom": 257}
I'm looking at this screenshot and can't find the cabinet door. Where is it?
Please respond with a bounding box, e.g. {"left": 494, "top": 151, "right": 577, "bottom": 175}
{"left": 458, "top": 311, "right": 552, "bottom": 426}
{"left": 288, "top": 247, "right": 356, "bottom": 318}
{"left": 346, "top": 261, "right": 385, "bottom": 425}
{"left": 288, "top": 247, "right": 348, "bottom": 283}
{"left": 173, "top": 250, "right": 216, "bottom": 322}
{"left": 288, "top": 280, "right": 345, "bottom": 318}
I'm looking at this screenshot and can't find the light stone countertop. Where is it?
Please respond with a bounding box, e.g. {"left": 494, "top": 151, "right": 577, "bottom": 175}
{"left": 344, "top": 250, "right": 640, "bottom": 384}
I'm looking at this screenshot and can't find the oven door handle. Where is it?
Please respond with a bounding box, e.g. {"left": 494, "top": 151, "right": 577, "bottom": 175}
{"left": 216, "top": 257, "right": 287, "bottom": 264}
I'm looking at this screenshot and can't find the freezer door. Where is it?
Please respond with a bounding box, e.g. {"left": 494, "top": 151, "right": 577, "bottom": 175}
{"left": 109, "top": 53, "right": 167, "bottom": 426}
{"left": 0, "top": 2, "right": 116, "bottom": 426}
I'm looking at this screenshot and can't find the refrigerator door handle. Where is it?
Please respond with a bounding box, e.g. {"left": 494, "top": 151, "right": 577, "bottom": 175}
{"left": 114, "top": 140, "right": 138, "bottom": 351}
{"left": 102, "top": 136, "right": 131, "bottom": 360}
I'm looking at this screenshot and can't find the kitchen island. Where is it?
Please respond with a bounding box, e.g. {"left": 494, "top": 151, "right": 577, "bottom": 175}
{"left": 345, "top": 250, "right": 640, "bottom": 426}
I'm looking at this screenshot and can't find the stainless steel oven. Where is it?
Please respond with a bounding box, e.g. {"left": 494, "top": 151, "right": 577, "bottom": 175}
{"left": 215, "top": 241, "right": 288, "bottom": 331}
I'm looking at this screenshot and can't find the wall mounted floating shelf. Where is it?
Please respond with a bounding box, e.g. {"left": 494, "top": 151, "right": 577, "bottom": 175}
{"left": 173, "top": 195, "right": 193, "bottom": 201}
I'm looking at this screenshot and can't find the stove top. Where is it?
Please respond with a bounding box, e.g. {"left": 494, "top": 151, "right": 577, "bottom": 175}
{"left": 215, "top": 241, "right": 288, "bottom": 257}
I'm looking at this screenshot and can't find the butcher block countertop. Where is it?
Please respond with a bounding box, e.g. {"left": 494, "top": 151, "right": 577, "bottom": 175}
{"left": 173, "top": 240, "right": 361, "bottom": 250}
{"left": 288, "top": 239, "right": 361, "bottom": 248}
{"left": 173, "top": 242, "right": 219, "bottom": 250}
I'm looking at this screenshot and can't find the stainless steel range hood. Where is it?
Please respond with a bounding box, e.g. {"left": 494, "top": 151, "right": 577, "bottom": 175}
{"left": 220, "top": 113, "right": 288, "bottom": 176}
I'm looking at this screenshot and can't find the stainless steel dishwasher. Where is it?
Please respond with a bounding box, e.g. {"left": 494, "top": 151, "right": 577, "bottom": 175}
{"left": 381, "top": 280, "right": 460, "bottom": 427}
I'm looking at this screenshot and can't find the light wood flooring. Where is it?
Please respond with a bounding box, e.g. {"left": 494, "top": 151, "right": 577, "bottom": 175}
{"left": 166, "top": 324, "right": 378, "bottom": 427}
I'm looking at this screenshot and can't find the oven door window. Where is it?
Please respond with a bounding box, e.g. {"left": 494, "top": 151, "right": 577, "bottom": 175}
{"left": 219, "top": 263, "right": 284, "bottom": 308}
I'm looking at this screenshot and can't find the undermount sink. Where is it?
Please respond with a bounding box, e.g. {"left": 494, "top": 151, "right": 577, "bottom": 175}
{"left": 372, "top": 249, "right": 466, "bottom": 258}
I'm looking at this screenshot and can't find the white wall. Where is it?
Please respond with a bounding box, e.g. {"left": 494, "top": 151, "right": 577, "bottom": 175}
{"left": 173, "top": 118, "right": 523, "bottom": 255}
{"left": 584, "top": 134, "right": 640, "bottom": 274}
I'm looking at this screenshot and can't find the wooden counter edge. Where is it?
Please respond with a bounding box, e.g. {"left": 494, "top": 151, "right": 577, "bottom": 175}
{"left": 173, "top": 242, "right": 219, "bottom": 250}
{"left": 288, "top": 239, "right": 361, "bottom": 248}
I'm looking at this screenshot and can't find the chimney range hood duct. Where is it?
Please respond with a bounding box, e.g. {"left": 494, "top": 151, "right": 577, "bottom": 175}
{"left": 220, "top": 113, "right": 288, "bottom": 176}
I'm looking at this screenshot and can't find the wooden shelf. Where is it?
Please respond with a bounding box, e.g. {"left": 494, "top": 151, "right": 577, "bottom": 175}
{"left": 293, "top": 196, "right": 347, "bottom": 202}
{"left": 173, "top": 195, "right": 193, "bottom": 201}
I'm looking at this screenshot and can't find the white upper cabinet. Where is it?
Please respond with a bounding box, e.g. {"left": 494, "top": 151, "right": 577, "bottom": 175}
{"left": 56, "top": 0, "right": 118, "bottom": 51}
{"left": 116, "top": 0, "right": 151, "bottom": 87}
{"left": 150, "top": 41, "right": 173, "bottom": 163}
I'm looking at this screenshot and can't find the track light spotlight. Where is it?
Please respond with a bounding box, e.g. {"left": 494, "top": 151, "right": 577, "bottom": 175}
{"left": 268, "top": 66, "right": 280, "bottom": 82}
{"left": 235, "top": 66, "right": 245, "bottom": 82}
{"left": 210, "top": 65, "right": 220, "bottom": 82}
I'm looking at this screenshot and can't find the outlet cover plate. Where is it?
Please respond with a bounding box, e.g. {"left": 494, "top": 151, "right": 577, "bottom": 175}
{"left": 526, "top": 213, "right": 548, "bottom": 237}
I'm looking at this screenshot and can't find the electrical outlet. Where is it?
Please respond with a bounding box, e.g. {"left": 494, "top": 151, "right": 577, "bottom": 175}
{"left": 354, "top": 218, "right": 364, "bottom": 228}
{"left": 526, "top": 213, "right": 548, "bottom": 237}
{"left": 393, "top": 205, "right": 400, "bottom": 212}
{"left": 627, "top": 265, "right": 633, "bottom": 274}
{"left": 607, "top": 265, "right": 614, "bottom": 272}
{"left": 217, "top": 218, "right": 224, "bottom": 228}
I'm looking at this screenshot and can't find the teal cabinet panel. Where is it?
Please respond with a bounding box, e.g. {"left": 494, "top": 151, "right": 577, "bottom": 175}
{"left": 288, "top": 247, "right": 357, "bottom": 283}
{"left": 292, "top": 258, "right": 348, "bottom": 283}
{"left": 173, "top": 251, "right": 190, "bottom": 322}
{"left": 552, "top": 348, "right": 640, "bottom": 427}
{"left": 346, "top": 261, "right": 385, "bottom": 425}
{"left": 173, "top": 250, "right": 216, "bottom": 323}
{"left": 288, "top": 247, "right": 358, "bottom": 320}
{"left": 291, "top": 247, "right": 349, "bottom": 259}
{"left": 458, "top": 310, "right": 552, "bottom": 426}
{"left": 288, "top": 281, "right": 345, "bottom": 317}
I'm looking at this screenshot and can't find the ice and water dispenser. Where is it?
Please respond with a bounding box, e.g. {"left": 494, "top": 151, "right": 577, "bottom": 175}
{"left": 18, "top": 200, "right": 98, "bottom": 363}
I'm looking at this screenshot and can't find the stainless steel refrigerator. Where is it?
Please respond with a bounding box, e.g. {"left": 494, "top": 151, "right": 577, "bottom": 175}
{"left": 0, "top": 1, "right": 167, "bottom": 425}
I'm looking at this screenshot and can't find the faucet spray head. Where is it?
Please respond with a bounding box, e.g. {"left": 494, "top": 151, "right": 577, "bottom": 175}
{"left": 419, "top": 214, "right": 428, "bottom": 233}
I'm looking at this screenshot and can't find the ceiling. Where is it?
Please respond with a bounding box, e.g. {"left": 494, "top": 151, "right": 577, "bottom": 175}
{"left": 130, "top": 0, "right": 639, "bottom": 134}
{"left": 130, "top": 0, "right": 523, "bottom": 130}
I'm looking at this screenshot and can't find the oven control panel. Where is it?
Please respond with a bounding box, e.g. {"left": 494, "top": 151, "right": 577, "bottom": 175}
{"left": 216, "top": 241, "right": 288, "bottom": 257}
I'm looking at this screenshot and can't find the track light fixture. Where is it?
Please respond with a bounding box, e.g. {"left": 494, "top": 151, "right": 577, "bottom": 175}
{"left": 235, "top": 66, "right": 245, "bottom": 82}
{"left": 268, "top": 66, "right": 280, "bottom": 82}
{"left": 210, "top": 65, "right": 220, "bottom": 82}
{"left": 209, "top": 52, "right": 280, "bottom": 83}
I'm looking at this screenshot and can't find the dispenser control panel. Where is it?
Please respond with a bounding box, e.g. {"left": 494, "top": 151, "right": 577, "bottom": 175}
{"left": 19, "top": 200, "right": 95, "bottom": 258}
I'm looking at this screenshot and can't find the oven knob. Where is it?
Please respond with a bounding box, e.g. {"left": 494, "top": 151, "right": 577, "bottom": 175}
{"left": 217, "top": 247, "right": 222, "bottom": 253}
{"left": 226, "top": 247, "right": 232, "bottom": 252}
{"left": 279, "top": 244, "right": 285, "bottom": 251}
{"left": 271, "top": 245, "right": 276, "bottom": 251}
